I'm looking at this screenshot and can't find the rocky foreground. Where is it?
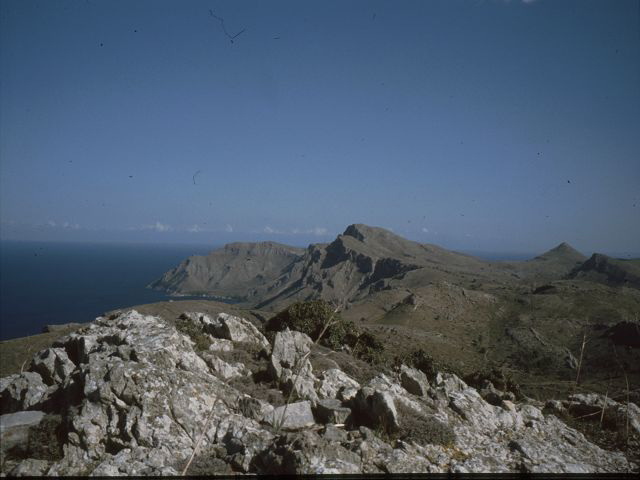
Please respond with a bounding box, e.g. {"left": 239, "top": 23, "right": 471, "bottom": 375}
{"left": 1, "top": 310, "right": 638, "bottom": 475}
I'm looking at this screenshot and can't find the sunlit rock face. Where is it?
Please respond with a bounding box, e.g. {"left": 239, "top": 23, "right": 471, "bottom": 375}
{"left": 0, "top": 310, "right": 636, "bottom": 475}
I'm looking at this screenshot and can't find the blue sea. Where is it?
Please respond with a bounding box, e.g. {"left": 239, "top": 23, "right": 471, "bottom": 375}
{"left": 0, "top": 241, "right": 217, "bottom": 341}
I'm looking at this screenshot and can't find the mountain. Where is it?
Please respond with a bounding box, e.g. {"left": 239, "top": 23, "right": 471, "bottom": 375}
{"left": 148, "top": 242, "right": 305, "bottom": 300}
{"left": 499, "top": 242, "right": 587, "bottom": 282}
{"left": 568, "top": 253, "right": 640, "bottom": 288}
{"left": 151, "top": 224, "right": 510, "bottom": 309}
{"left": 151, "top": 226, "right": 599, "bottom": 309}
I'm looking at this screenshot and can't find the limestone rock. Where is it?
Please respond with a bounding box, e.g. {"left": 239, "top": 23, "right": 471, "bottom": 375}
{"left": 201, "top": 353, "right": 249, "bottom": 380}
{"left": 28, "top": 348, "right": 76, "bottom": 386}
{"left": 400, "top": 364, "right": 430, "bottom": 396}
{"left": 317, "top": 368, "right": 360, "bottom": 400}
{"left": 0, "top": 372, "right": 48, "bottom": 413}
{"left": 265, "top": 401, "right": 315, "bottom": 430}
{"left": 8, "top": 458, "right": 50, "bottom": 476}
{"left": 187, "top": 312, "right": 270, "bottom": 351}
{"left": 269, "top": 329, "right": 318, "bottom": 403}
{"left": 313, "top": 398, "right": 352, "bottom": 424}
{"left": 352, "top": 387, "right": 399, "bottom": 432}
{"left": 0, "top": 410, "right": 45, "bottom": 454}
{"left": 0, "top": 309, "right": 635, "bottom": 475}
{"left": 208, "top": 338, "right": 234, "bottom": 352}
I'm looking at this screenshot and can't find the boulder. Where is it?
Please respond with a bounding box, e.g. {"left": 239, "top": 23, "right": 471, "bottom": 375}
{"left": 269, "top": 329, "right": 318, "bottom": 403}
{"left": 0, "top": 372, "right": 49, "bottom": 413}
{"left": 265, "top": 401, "right": 315, "bottom": 430}
{"left": 28, "top": 348, "right": 76, "bottom": 386}
{"left": 8, "top": 459, "right": 50, "bottom": 476}
{"left": 208, "top": 338, "right": 234, "bottom": 352}
{"left": 202, "top": 353, "right": 249, "bottom": 380}
{"left": 317, "top": 368, "right": 360, "bottom": 400}
{"left": 0, "top": 410, "right": 45, "bottom": 454}
{"left": 187, "top": 312, "right": 270, "bottom": 351}
{"left": 400, "top": 365, "right": 430, "bottom": 396}
{"left": 313, "top": 398, "right": 352, "bottom": 424}
{"left": 352, "top": 387, "right": 399, "bottom": 432}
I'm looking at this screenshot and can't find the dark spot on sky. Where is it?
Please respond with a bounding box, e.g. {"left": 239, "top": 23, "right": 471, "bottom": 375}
{"left": 100, "top": 43, "right": 104, "bottom": 47}
{"left": 134, "top": 29, "right": 137, "bottom": 33}
{"left": 372, "top": 13, "right": 376, "bottom": 21}
{"left": 129, "top": 175, "right": 133, "bottom": 178}
{"left": 567, "top": 180, "right": 571, "bottom": 184}
{"left": 273, "top": 36, "right": 280, "bottom": 40}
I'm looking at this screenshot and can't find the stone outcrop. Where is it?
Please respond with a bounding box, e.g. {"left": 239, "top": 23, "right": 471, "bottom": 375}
{"left": 0, "top": 310, "right": 636, "bottom": 475}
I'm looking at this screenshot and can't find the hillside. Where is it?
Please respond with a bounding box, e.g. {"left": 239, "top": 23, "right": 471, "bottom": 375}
{"left": 568, "top": 253, "right": 640, "bottom": 288}
{"left": 1, "top": 309, "right": 637, "bottom": 474}
{"left": 148, "top": 242, "right": 305, "bottom": 300}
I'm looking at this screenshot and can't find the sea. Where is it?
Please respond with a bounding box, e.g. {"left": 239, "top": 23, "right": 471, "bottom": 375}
{"left": 0, "top": 240, "right": 536, "bottom": 341}
{"left": 0, "top": 240, "right": 218, "bottom": 341}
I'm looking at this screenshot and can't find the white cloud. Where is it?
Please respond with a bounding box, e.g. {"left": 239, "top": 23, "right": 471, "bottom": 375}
{"left": 421, "top": 227, "right": 429, "bottom": 233}
{"left": 47, "top": 220, "right": 57, "bottom": 227}
{"left": 264, "top": 226, "right": 275, "bottom": 234}
{"left": 224, "top": 224, "right": 233, "bottom": 233}
{"left": 140, "top": 221, "right": 172, "bottom": 232}
{"left": 312, "top": 227, "right": 328, "bottom": 236}
{"left": 188, "top": 224, "right": 202, "bottom": 233}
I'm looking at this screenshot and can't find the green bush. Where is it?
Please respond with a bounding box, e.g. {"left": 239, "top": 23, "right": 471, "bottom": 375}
{"left": 352, "top": 331, "right": 385, "bottom": 364}
{"left": 265, "top": 300, "right": 358, "bottom": 350}
{"left": 395, "top": 348, "right": 440, "bottom": 380}
{"left": 175, "top": 315, "right": 211, "bottom": 351}
{"left": 463, "top": 367, "right": 522, "bottom": 399}
{"left": 266, "top": 300, "right": 385, "bottom": 363}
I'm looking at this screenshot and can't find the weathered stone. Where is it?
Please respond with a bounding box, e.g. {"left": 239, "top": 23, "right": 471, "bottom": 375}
{"left": 208, "top": 338, "right": 234, "bottom": 352}
{"left": 0, "top": 372, "right": 48, "bottom": 413}
{"left": 269, "top": 329, "right": 318, "bottom": 403}
{"left": 0, "top": 410, "right": 45, "bottom": 453}
{"left": 265, "top": 401, "right": 315, "bottom": 430}
{"left": 313, "top": 398, "right": 351, "bottom": 424}
{"left": 187, "top": 312, "right": 270, "bottom": 351}
{"left": 0, "top": 309, "right": 635, "bottom": 475}
{"left": 29, "top": 348, "right": 76, "bottom": 386}
{"left": 352, "top": 387, "right": 399, "bottom": 432}
{"left": 202, "top": 353, "right": 249, "bottom": 379}
{"left": 8, "top": 458, "right": 50, "bottom": 476}
{"left": 254, "top": 430, "right": 361, "bottom": 474}
{"left": 317, "top": 368, "right": 360, "bottom": 400}
{"left": 400, "top": 365, "right": 429, "bottom": 396}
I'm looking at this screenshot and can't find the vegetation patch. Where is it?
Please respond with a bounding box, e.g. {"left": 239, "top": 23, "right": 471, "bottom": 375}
{"left": 394, "top": 348, "right": 442, "bottom": 380}
{"left": 395, "top": 402, "right": 456, "bottom": 447}
{"left": 464, "top": 367, "right": 522, "bottom": 399}
{"left": 265, "top": 300, "right": 385, "bottom": 363}
{"left": 175, "top": 315, "right": 211, "bottom": 351}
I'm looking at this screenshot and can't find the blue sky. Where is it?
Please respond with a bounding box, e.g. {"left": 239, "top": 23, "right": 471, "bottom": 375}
{"left": 1, "top": 0, "right": 638, "bottom": 255}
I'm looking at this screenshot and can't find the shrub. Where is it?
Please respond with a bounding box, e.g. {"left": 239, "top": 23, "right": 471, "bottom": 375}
{"left": 463, "top": 367, "right": 522, "bottom": 399}
{"left": 352, "top": 331, "right": 385, "bottom": 364}
{"left": 265, "top": 300, "right": 359, "bottom": 350}
{"left": 266, "top": 300, "right": 385, "bottom": 363}
{"left": 395, "top": 348, "right": 440, "bottom": 380}
{"left": 175, "top": 315, "right": 211, "bottom": 351}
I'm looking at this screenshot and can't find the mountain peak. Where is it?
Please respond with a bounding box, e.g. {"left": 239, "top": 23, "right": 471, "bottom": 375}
{"left": 342, "top": 224, "right": 402, "bottom": 243}
{"left": 536, "top": 242, "right": 585, "bottom": 262}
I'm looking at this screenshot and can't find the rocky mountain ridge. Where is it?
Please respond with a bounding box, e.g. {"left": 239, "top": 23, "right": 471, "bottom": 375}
{"left": 1, "top": 310, "right": 637, "bottom": 475}
{"left": 151, "top": 224, "right": 599, "bottom": 310}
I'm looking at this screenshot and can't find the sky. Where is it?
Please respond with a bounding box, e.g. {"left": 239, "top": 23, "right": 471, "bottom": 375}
{"left": 1, "top": 0, "right": 638, "bottom": 256}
